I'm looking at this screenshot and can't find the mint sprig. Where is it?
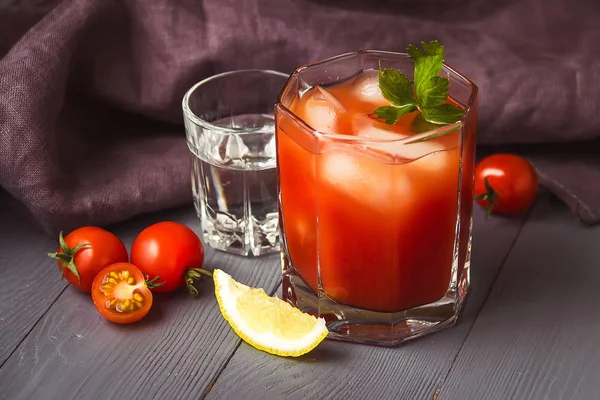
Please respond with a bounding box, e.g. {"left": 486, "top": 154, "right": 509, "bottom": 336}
{"left": 421, "top": 103, "right": 465, "bottom": 124}
{"left": 373, "top": 64, "right": 418, "bottom": 123}
{"left": 373, "top": 40, "right": 465, "bottom": 135}
{"left": 373, "top": 105, "right": 417, "bottom": 124}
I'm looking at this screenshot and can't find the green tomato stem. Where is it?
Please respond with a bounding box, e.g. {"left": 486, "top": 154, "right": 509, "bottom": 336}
{"left": 184, "top": 268, "right": 213, "bottom": 296}
{"left": 47, "top": 231, "right": 90, "bottom": 284}
{"left": 474, "top": 176, "right": 499, "bottom": 218}
{"left": 144, "top": 275, "right": 165, "bottom": 289}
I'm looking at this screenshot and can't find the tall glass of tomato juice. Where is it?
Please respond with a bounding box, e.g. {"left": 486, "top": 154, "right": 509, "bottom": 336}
{"left": 275, "top": 51, "right": 478, "bottom": 346}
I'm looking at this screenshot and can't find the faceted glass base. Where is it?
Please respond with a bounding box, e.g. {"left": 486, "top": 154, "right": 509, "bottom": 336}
{"left": 282, "top": 253, "right": 470, "bottom": 347}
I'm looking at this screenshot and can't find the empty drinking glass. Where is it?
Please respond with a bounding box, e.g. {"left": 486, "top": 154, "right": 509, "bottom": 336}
{"left": 182, "top": 70, "right": 288, "bottom": 256}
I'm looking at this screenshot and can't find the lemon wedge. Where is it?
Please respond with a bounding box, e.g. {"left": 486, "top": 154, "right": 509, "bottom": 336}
{"left": 213, "top": 269, "right": 329, "bottom": 357}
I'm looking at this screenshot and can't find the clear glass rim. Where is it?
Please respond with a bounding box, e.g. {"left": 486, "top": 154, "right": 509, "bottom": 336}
{"left": 275, "top": 50, "right": 478, "bottom": 144}
{"left": 182, "top": 69, "right": 289, "bottom": 135}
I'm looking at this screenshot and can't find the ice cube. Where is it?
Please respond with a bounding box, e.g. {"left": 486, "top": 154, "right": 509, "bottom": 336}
{"left": 316, "top": 86, "right": 346, "bottom": 113}
{"left": 352, "top": 115, "right": 449, "bottom": 171}
{"left": 320, "top": 148, "right": 412, "bottom": 212}
{"left": 299, "top": 86, "right": 345, "bottom": 134}
{"left": 351, "top": 70, "right": 387, "bottom": 106}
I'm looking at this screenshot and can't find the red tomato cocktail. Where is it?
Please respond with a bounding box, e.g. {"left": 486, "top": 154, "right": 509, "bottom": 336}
{"left": 275, "top": 50, "right": 477, "bottom": 346}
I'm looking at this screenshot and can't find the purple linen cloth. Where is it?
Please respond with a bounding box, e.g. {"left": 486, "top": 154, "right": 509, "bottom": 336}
{"left": 1, "top": 0, "right": 599, "bottom": 233}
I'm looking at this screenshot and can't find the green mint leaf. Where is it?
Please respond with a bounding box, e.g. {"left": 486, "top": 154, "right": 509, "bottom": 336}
{"left": 372, "top": 39, "right": 465, "bottom": 141}
{"left": 410, "top": 113, "right": 439, "bottom": 133}
{"left": 407, "top": 40, "right": 444, "bottom": 90}
{"left": 421, "top": 103, "right": 465, "bottom": 125}
{"left": 407, "top": 40, "right": 447, "bottom": 107}
{"left": 378, "top": 63, "right": 416, "bottom": 108}
{"left": 408, "top": 115, "right": 461, "bottom": 142}
{"left": 374, "top": 104, "right": 418, "bottom": 124}
{"left": 418, "top": 76, "right": 449, "bottom": 107}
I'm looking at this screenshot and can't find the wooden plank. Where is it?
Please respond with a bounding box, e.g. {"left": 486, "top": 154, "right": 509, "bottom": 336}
{"left": 0, "top": 200, "right": 68, "bottom": 366}
{"left": 438, "top": 193, "right": 600, "bottom": 400}
{"left": 0, "top": 206, "right": 282, "bottom": 400}
{"left": 206, "top": 203, "right": 528, "bottom": 400}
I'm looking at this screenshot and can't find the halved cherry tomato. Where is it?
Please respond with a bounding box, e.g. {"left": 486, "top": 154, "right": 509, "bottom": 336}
{"left": 48, "top": 227, "right": 129, "bottom": 292}
{"left": 130, "top": 222, "right": 207, "bottom": 295}
{"left": 91, "top": 263, "right": 153, "bottom": 324}
{"left": 474, "top": 153, "right": 538, "bottom": 215}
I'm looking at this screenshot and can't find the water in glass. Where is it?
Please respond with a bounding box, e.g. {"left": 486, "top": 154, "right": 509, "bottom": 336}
{"left": 188, "top": 113, "right": 279, "bottom": 256}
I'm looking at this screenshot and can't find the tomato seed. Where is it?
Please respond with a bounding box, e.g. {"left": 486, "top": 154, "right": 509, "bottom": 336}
{"left": 99, "top": 269, "right": 144, "bottom": 313}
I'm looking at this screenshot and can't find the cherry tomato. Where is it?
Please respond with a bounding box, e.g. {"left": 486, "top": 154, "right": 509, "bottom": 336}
{"left": 48, "top": 227, "right": 129, "bottom": 292}
{"left": 474, "top": 153, "right": 538, "bottom": 215}
{"left": 91, "top": 263, "right": 153, "bottom": 324}
{"left": 130, "top": 222, "right": 206, "bottom": 295}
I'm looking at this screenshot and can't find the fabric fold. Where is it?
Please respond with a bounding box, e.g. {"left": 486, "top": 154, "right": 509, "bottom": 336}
{"left": 1, "top": 0, "right": 599, "bottom": 233}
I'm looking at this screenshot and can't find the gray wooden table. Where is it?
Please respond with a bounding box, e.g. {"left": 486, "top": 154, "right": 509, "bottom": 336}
{"left": 1, "top": 190, "right": 599, "bottom": 400}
